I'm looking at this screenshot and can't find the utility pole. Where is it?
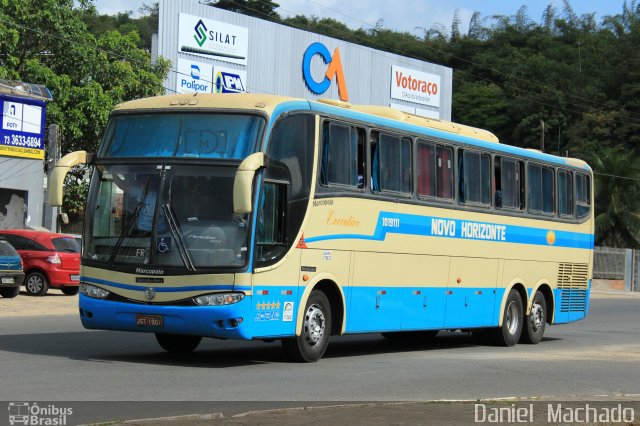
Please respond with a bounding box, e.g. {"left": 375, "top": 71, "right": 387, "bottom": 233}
{"left": 540, "top": 120, "right": 545, "bottom": 152}
{"left": 43, "top": 124, "right": 60, "bottom": 232}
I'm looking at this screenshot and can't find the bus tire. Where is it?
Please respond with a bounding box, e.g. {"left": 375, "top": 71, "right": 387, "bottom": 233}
{"left": 282, "top": 290, "right": 332, "bottom": 362}
{"left": 520, "top": 290, "right": 546, "bottom": 344}
{"left": 490, "top": 289, "right": 523, "bottom": 347}
{"left": 155, "top": 333, "right": 202, "bottom": 354}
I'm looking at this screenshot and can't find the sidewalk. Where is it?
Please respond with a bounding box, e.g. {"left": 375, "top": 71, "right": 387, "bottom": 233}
{"left": 115, "top": 399, "right": 640, "bottom": 426}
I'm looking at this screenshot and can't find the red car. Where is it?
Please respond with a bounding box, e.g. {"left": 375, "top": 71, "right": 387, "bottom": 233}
{"left": 0, "top": 230, "right": 80, "bottom": 296}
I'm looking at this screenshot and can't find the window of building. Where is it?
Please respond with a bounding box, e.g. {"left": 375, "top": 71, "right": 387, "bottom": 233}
{"left": 417, "top": 140, "right": 453, "bottom": 199}
{"left": 459, "top": 149, "right": 491, "bottom": 205}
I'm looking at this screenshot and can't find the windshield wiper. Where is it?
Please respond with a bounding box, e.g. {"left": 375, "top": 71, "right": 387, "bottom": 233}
{"left": 162, "top": 203, "right": 196, "bottom": 271}
{"left": 109, "top": 178, "right": 150, "bottom": 263}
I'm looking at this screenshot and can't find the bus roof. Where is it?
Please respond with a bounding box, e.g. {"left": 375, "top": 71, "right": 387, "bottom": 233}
{"left": 113, "top": 93, "right": 590, "bottom": 171}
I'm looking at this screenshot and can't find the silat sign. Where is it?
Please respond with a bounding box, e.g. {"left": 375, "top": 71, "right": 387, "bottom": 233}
{"left": 178, "top": 13, "right": 248, "bottom": 66}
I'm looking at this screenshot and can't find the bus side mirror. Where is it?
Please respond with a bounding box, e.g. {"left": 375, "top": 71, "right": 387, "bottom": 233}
{"left": 233, "top": 152, "right": 268, "bottom": 214}
{"left": 49, "top": 151, "right": 91, "bottom": 207}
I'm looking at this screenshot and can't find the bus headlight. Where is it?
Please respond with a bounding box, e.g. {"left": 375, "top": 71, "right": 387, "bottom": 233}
{"left": 80, "top": 283, "right": 110, "bottom": 299}
{"left": 194, "top": 292, "right": 245, "bottom": 306}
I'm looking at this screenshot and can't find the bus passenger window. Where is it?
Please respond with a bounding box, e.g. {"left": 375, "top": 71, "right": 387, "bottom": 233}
{"left": 372, "top": 134, "right": 412, "bottom": 194}
{"left": 495, "top": 157, "right": 522, "bottom": 210}
{"left": 459, "top": 150, "right": 491, "bottom": 205}
{"left": 528, "top": 164, "right": 555, "bottom": 215}
{"left": 417, "top": 141, "right": 453, "bottom": 200}
{"left": 417, "top": 142, "right": 436, "bottom": 197}
{"left": 320, "top": 122, "right": 364, "bottom": 189}
{"left": 575, "top": 173, "right": 591, "bottom": 218}
{"left": 558, "top": 170, "right": 573, "bottom": 217}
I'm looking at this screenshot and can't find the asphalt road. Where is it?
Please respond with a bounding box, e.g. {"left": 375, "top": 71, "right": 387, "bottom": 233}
{"left": 0, "top": 295, "right": 638, "bottom": 423}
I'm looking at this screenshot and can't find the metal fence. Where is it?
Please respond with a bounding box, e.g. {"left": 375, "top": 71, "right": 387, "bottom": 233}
{"left": 593, "top": 246, "right": 640, "bottom": 291}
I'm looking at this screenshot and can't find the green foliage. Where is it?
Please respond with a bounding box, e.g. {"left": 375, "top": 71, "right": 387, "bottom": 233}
{"left": 0, "top": 0, "right": 170, "bottom": 219}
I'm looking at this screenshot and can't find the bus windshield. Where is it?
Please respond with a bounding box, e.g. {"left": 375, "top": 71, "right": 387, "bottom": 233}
{"left": 99, "top": 113, "right": 264, "bottom": 159}
{"left": 85, "top": 164, "right": 249, "bottom": 270}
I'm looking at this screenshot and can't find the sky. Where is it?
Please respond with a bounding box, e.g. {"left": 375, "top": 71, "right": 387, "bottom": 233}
{"left": 94, "top": 0, "right": 627, "bottom": 36}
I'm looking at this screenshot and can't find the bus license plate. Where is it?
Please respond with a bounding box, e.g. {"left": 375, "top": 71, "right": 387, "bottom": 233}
{"left": 1, "top": 277, "right": 14, "bottom": 284}
{"left": 71, "top": 275, "right": 80, "bottom": 281}
{"left": 136, "top": 314, "right": 163, "bottom": 327}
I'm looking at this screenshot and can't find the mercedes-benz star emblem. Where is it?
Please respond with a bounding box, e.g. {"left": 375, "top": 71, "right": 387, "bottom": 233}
{"left": 144, "top": 287, "right": 156, "bottom": 301}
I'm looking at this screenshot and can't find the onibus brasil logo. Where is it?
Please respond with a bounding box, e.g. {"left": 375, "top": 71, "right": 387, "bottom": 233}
{"left": 194, "top": 19, "right": 208, "bottom": 47}
{"left": 8, "top": 402, "right": 73, "bottom": 425}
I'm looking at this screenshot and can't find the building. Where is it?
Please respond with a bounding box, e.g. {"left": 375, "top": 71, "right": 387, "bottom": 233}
{"left": 155, "top": 0, "right": 452, "bottom": 119}
{"left": 0, "top": 79, "right": 53, "bottom": 230}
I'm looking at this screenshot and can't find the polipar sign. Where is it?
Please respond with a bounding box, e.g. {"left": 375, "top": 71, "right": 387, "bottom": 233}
{"left": 390, "top": 65, "right": 441, "bottom": 108}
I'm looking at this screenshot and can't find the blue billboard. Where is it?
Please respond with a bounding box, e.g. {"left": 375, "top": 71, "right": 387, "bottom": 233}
{"left": 0, "top": 94, "right": 46, "bottom": 160}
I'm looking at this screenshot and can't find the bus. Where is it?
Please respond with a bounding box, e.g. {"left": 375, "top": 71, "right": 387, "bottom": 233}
{"left": 49, "top": 93, "right": 594, "bottom": 362}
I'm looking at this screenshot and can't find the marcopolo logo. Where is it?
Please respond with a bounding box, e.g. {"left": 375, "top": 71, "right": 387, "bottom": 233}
{"left": 194, "top": 19, "right": 207, "bottom": 47}
{"left": 302, "top": 42, "right": 349, "bottom": 101}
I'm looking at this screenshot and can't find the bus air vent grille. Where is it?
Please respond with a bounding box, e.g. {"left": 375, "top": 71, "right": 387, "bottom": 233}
{"left": 557, "top": 263, "right": 589, "bottom": 289}
{"left": 560, "top": 289, "right": 588, "bottom": 312}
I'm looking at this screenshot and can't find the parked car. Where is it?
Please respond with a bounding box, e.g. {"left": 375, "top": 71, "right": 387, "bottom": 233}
{"left": 0, "top": 229, "right": 80, "bottom": 296}
{"left": 0, "top": 237, "right": 24, "bottom": 298}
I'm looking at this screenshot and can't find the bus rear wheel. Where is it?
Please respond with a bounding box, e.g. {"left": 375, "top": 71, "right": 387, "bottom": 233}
{"left": 520, "top": 290, "right": 546, "bottom": 344}
{"left": 155, "top": 333, "right": 202, "bottom": 354}
{"left": 282, "top": 290, "right": 332, "bottom": 362}
{"left": 490, "top": 289, "right": 523, "bottom": 346}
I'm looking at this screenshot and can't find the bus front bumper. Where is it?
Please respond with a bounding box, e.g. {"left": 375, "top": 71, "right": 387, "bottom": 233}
{"left": 79, "top": 294, "right": 253, "bottom": 340}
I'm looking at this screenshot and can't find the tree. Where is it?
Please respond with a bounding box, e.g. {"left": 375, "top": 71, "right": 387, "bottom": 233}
{"left": 592, "top": 149, "right": 640, "bottom": 248}
{"left": 0, "top": 0, "right": 170, "bottom": 218}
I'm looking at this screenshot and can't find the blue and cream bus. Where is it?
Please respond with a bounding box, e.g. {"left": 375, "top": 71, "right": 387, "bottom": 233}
{"left": 50, "top": 93, "right": 593, "bottom": 362}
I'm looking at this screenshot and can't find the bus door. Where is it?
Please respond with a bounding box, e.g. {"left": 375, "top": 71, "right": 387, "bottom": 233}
{"left": 444, "top": 257, "right": 498, "bottom": 328}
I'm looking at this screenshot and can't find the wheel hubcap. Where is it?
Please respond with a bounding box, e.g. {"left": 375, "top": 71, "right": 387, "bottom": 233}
{"left": 27, "top": 276, "right": 43, "bottom": 293}
{"left": 506, "top": 301, "right": 519, "bottom": 335}
{"left": 530, "top": 302, "right": 545, "bottom": 332}
{"left": 304, "top": 304, "right": 325, "bottom": 346}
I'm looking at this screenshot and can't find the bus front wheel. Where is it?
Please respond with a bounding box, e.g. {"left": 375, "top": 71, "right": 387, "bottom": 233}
{"left": 282, "top": 290, "right": 332, "bottom": 362}
{"left": 520, "top": 290, "right": 546, "bottom": 344}
{"left": 490, "top": 289, "right": 523, "bottom": 346}
{"left": 155, "top": 333, "right": 202, "bottom": 354}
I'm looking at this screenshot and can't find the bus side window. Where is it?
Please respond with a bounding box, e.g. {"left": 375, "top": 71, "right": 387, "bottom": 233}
{"left": 495, "top": 157, "right": 523, "bottom": 210}
{"left": 575, "top": 172, "right": 591, "bottom": 218}
{"left": 558, "top": 169, "right": 574, "bottom": 217}
{"left": 372, "top": 133, "right": 412, "bottom": 194}
{"left": 255, "top": 182, "right": 287, "bottom": 265}
{"left": 459, "top": 149, "right": 491, "bottom": 205}
{"left": 320, "top": 122, "right": 364, "bottom": 189}
{"left": 417, "top": 141, "right": 453, "bottom": 200}
{"left": 528, "top": 163, "right": 555, "bottom": 215}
